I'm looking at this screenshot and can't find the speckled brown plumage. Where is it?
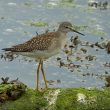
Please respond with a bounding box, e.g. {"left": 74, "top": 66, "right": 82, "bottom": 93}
{"left": 3, "top": 22, "right": 84, "bottom": 54}
{"left": 3, "top": 32, "right": 59, "bottom": 52}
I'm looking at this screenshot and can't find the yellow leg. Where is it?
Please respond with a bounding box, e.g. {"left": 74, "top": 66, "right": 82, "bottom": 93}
{"left": 36, "top": 60, "right": 41, "bottom": 91}
{"left": 41, "top": 60, "right": 48, "bottom": 89}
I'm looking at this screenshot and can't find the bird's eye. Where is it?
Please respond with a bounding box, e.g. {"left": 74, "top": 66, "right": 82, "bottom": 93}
{"left": 65, "top": 26, "right": 68, "bottom": 28}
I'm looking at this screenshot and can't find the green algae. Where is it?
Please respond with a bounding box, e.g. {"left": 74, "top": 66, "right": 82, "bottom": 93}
{"left": 0, "top": 89, "right": 48, "bottom": 110}
{"left": 1, "top": 88, "right": 110, "bottom": 110}
{"left": 73, "top": 25, "right": 88, "bottom": 31}
{"left": 24, "top": 2, "right": 33, "bottom": 7}
{"left": 0, "top": 84, "right": 13, "bottom": 93}
{"left": 56, "top": 88, "right": 110, "bottom": 110}
{"left": 25, "top": 21, "right": 48, "bottom": 27}
{"left": 60, "top": 0, "right": 76, "bottom": 8}
{"left": 46, "top": 0, "right": 76, "bottom": 8}
{"left": 90, "top": 29, "right": 107, "bottom": 36}
{"left": 81, "top": 7, "right": 96, "bottom": 13}
{"left": 0, "top": 83, "right": 26, "bottom": 94}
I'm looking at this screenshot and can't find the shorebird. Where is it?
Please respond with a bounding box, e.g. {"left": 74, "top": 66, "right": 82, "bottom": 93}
{"left": 2, "top": 21, "right": 84, "bottom": 90}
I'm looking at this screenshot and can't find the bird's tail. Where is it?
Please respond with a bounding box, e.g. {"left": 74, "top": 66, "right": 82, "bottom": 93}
{"left": 2, "top": 48, "right": 15, "bottom": 52}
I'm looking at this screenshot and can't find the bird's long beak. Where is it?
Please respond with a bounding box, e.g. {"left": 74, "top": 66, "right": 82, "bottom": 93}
{"left": 68, "top": 26, "right": 85, "bottom": 36}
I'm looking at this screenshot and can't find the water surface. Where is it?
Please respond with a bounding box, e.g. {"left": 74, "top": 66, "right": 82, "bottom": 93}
{"left": 0, "top": 0, "right": 110, "bottom": 88}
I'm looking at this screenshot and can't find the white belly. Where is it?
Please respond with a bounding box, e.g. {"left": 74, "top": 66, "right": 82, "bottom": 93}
{"left": 14, "top": 49, "right": 60, "bottom": 60}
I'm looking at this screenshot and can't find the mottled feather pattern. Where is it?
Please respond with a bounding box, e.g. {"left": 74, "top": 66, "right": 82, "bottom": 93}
{"left": 3, "top": 32, "right": 59, "bottom": 52}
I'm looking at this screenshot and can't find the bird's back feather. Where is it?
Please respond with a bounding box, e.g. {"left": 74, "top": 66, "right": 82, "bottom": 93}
{"left": 2, "top": 32, "right": 59, "bottom": 52}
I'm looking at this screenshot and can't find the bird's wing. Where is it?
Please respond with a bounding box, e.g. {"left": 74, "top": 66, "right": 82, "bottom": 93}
{"left": 2, "top": 32, "right": 58, "bottom": 52}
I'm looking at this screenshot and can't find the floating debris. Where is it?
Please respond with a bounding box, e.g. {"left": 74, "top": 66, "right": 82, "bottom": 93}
{"left": 69, "top": 45, "right": 74, "bottom": 54}
{"left": 59, "top": 61, "right": 65, "bottom": 68}
{"left": 46, "top": 80, "right": 55, "bottom": 85}
{"left": 57, "top": 80, "right": 61, "bottom": 83}
{"left": 46, "top": 79, "right": 61, "bottom": 85}
{"left": 57, "top": 57, "right": 61, "bottom": 61}
{"left": 68, "top": 63, "right": 81, "bottom": 71}
{"left": 64, "top": 49, "right": 70, "bottom": 54}
{"left": 95, "top": 42, "right": 105, "bottom": 49}
{"left": 45, "top": 29, "right": 49, "bottom": 33}
{"left": 76, "top": 56, "right": 82, "bottom": 61}
{"left": 88, "top": 1, "right": 108, "bottom": 10}
{"left": 0, "top": 52, "right": 16, "bottom": 61}
{"left": 71, "top": 36, "right": 81, "bottom": 48}
{"left": 105, "top": 71, "right": 109, "bottom": 74}
{"left": 36, "top": 31, "right": 39, "bottom": 35}
{"left": 104, "top": 62, "right": 110, "bottom": 67}
{"left": 105, "top": 76, "right": 110, "bottom": 87}
{"left": 1, "top": 52, "right": 33, "bottom": 62}
{"left": 80, "top": 48, "right": 87, "bottom": 54}
{"left": 24, "top": 2, "right": 33, "bottom": 7}
{"left": 90, "top": 29, "right": 106, "bottom": 36}
{"left": 85, "top": 55, "right": 96, "bottom": 61}
{"left": 1, "top": 77, "right": 9, "bottom": 84}
{"left": 106, "top": 41, "right": 110, "bottom": 54}
{"left": 1, "top": 17, "right": 5, "bottom": 20}
{"left": 73, "top": 25, "right": 88, "bottom": 31}
{"left": 25, "top": 21, "right": 48, "bottom": 27}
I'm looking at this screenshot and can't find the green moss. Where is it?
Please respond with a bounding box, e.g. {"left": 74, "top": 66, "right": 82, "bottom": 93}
{"left": 90, "top": 30, "right": 107, "bottom": 36}
{"left": 73, "top": 25, "right": 88, "bottom": 31}
{"left": 1, "top": 88, "right": 110, "bottom": 110}
{"left": 0, "top": 83, "right": 26, "bottom": 94}
{"left": 88, "top": 19, "right": 97, "bottom": 23}
{"left": 81, "top": 7, "right": 96, "bottom": 13}
{"left": 0, "top": 84, "right": 13, "bottom": 93}
{"left": 25, "top": 21, "right": 48, "bottom": 27}
{"left": 56, "top": 89, "right": 77, "bottom": 110}
{"left": 56, "top": 88, "right": 110, "bottom": 110}
{"left": 30, "top": 21, "right": 48, "bottom": 27}
{"left": 46, "top": 0, "right": 76, "bottom": 8}
{"left": 0, "top": 88, "right": 48, "bottom": 110}
{"left": 60, "top": 0, "right": 76, "bottom": 8}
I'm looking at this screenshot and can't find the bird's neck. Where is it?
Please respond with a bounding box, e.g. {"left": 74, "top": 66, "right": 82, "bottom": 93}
{"left": 57, "top": 30, "right": 67, "bottom": 35}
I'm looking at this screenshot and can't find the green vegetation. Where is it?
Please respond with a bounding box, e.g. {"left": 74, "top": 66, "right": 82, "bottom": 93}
{"left": 46, "top": 0, "right": 76, "bottom": 8}
{"left": 0, "top": 83, "right": 26, "bottom": 94}
{"left": 90, "top": 30, "right": 107, "bottom": 36}
{"left": 73, "top": 25, "right": 88, "bottom": 31}
{"left": 1, "top": 87, "right": 110, "bottom": 110}
{"left": 24, "top": 2, "right": 33, "bottom": 7}
{"left": 0, "top": 89, "right": 48, "bottom": 110}
{"left": 60, "top": 0, "right": 76, "bottom": 8}
{"left": 56, "top": 88, "right": 110, "bottom": 110}
{"left": 25, "top": 21, "right": 48, "bottom": 27}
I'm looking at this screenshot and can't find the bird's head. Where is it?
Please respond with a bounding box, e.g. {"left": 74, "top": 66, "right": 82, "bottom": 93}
{"left": 58, "top": 21, "right": 85, "bottom": 36}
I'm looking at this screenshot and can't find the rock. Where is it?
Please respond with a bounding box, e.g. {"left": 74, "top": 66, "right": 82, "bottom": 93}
{"left": 106, "top": 41, "right": 110, "bottom": 54}
{"left": 0, "top": 78, "right": 27, "bottom": 103}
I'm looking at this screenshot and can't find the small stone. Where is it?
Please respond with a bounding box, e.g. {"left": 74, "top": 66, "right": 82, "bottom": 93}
{"left": 106, "top": 41, "right": 110, "bottom": 54}
{"left": 77, "top": 93, "right": 86, "bottom": 103}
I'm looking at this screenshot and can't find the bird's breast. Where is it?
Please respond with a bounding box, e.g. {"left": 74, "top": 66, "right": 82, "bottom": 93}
{"left": 59, "top": 34, "right": 67, "bottom": 49}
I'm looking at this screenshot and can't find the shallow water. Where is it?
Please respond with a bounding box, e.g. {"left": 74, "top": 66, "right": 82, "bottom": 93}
{"left": 0, "top": 0, "right": 110, "bottom": 88}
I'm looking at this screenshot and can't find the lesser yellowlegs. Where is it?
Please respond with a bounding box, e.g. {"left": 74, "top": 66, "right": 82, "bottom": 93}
{"left": 2, "top": 21, "right": 84, "bottom": 90}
